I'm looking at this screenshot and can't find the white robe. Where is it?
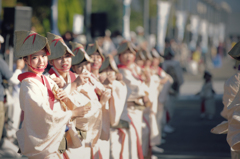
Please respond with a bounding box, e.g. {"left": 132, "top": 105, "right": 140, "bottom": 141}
{"left": 109, "top": 80, "right": 130, "bottom": 159}
{"left": 119, "top": 67, "right": 146, "bottom": 159}
{"left": 16, "top": 76, "right": 73, "bottom": 159}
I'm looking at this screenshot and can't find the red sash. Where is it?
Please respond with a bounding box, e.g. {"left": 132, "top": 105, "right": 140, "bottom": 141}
{"left": 48, "top": 68, "right": 76, "bottom": 83}
{"left": 127, "top": 114, "right": 144, "bottom": 159}
{"left": 118, "top": 64, "right": 143, "bottom": 81}
{"left": 18, "top": 72, "right": 55, "bottom": 110}
{"left": 118, "top": 128, "right": 126, "bottom": 159}
{"left": 143, "top": 116, "right": 152, "bottom": 156}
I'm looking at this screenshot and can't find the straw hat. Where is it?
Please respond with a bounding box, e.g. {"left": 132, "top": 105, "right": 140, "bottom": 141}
{"left": 151, "top": 48, "right": 164, "bottom": 62}
{"left": 70, "top": 41, "right": 93, "bottom": 65}
{"left": 136, "top": 50, "right": 146, "bottom": 60}
{"left": 47, "top": 32, "right": 74, "bottom": 60}
{"left": 86, "top": 41, "right": 105, "bottom": 61}
{"left": 229, "top": 41, "right": 240, "bottom": 68}
{"left": 142, "top": 49, "right": 152, "bottom": 60}
{"left": 99, "top": 55, "right": 118, "bottom": 73}
{"left": 14, "top": 30, "right": 51, "bottom": 58}
{"left": 117, "top": 40, "right": 137, "bottom": 55}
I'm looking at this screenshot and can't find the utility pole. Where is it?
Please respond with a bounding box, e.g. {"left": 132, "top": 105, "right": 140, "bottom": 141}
{"left": 143, "top": 0, "right": 149, "bottom": 41}
{"left": 85, "top": 0, "right": 92, "bottom": 43}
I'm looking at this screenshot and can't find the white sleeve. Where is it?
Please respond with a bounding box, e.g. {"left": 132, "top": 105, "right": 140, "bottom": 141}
{"left": 17, "top": 79, "right": 72, "bottom": 157}
{"left": 119, "top": 69, "right": 146, "bottom": 100}
{"left": 8, "top": 69, "right": 22, "bottom": 85}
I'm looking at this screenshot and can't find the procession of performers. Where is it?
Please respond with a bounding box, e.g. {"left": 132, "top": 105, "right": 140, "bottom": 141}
{"left": 14, "top": 30, "right": 183, "bottom": 159}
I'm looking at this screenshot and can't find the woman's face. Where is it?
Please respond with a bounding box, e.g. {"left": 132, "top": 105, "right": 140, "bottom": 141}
{"left": 119, "top": 50, "right": 135, "bottom": 66}
{"left": 50, "top": 53, "right": 72, "bottom": 74}
{"left": 100, "top": 67, "right": 116, "bottom": 83}
{"left": 144, "top": 59, "right": 152, "bottom": 67}
{"left": 135, "top": 59, "right": 144, "bottom": 67}
{"left": 73, "top": 61, "right": 91, "bottom": 74}
{"left": 24, "top": 49, "right": 48, "bottom": 75}
{"left": 152, "top": 58, "right": 160, "bottom": 67}
{"left": 90, "top": 52, "right": 103, "bottom": 71}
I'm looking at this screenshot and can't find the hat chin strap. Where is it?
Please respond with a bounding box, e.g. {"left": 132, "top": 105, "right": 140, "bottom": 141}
{"left": 28, "top": 54, "right": 47, "bottom": 73}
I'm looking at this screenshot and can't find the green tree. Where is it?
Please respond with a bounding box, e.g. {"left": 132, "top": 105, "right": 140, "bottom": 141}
{"left": 58, "top": 0, "right": 83, "bottom": 35}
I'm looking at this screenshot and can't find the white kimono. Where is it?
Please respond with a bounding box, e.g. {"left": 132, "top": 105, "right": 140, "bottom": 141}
{"left": 17, "top": 75, "right": 73, "bottom": 159}
{"left": 45, "top": 67, "right": 74, "bottom": 95}
{"left": 211, "top": 71, "right": 240, "bottom": 159}
{"left": 119, "top": 66, "right": 146, "bottom": 159}
{"left": 109, "top": 80, "right": 130, "bottom": 159}
{"left": 211, "top": 71, "right": 240, "bottom": 135}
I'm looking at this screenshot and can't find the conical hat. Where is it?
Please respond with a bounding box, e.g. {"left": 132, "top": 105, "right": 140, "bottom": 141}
{"left": 228, "top": 41, "right": 240, "bottom": 61}
{"left": 142, "top": 49, "right": 152, "bottom": 60}
{"left": 99, "top": 55, "right": 118, "bottom": 73}
{"left": 47, "top": 32, "right": 74, "bottom": 60}
{"left": 117, "top": 40, "right": 136, "bottom": 55}
{"left": 70, "top": 41, "right": 93, "bottom": 65}
{"left": 86, "top": 41, "right": 105, "bottom": 61}
{"left": 136, "top": 50, "right": 146, "bottom": 60}
{"left": 151, "top": 49, "right": 161, "bottom": 58}
{"left": 14, "top": 30, "right": 51, "bottom": 58}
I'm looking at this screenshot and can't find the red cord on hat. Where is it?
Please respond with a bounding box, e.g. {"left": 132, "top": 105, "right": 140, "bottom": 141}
{"left": 23, "top": 33, "right": 37, "bottom": 44}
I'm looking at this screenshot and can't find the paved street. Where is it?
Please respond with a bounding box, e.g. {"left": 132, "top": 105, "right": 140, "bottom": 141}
{"left": 155, "top": 57, "right": 235, "bottom": 159}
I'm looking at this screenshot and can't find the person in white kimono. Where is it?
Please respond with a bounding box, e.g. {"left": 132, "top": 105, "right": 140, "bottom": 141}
{"left": 118, "top": 40, "right": 151, "bottom": 159}
{"left": 212, "top": 42, "right": 240, "bottom": 159}
{"left": 141, "top": 49, "right": 164, "bottom": 155}
{"left": 14, "top": 30, "right": 90, "bottom": 159}
{"left": 86, "top": 41, "right": 113, "bottom": 159}
{"left": 70, "top": 41, "right": 111, "bottom": 159}
{"left": 150, "top": 48, "right": 173, "bottom": 138}
{"left": 99, "top": 55, "right": 130, "bottom": 159}
{"left": 199, "top": 71, "right": 215, "bottom": 120}
{"left": 45, "top": 32, "right": 78, "bottom": 93}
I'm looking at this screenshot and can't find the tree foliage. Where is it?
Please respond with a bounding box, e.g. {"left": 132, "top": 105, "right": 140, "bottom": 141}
{"left": 58, "top": 0, "right": 83, "bottom": 35}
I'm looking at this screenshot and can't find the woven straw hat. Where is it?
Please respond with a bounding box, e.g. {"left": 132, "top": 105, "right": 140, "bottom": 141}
{"left": 70, "top": 41, "right": 93, "bottom": 65}
{"left": 229, "top": 42, "right": 240, "bottom": 68}
{"left": 142, "top": 49, "right": 152, "bottom": 60}
{"left": 151, "top": 48, "right": 161, "bottom": 58}
{"left": 136, "top": 50, "right": 146, "bottom": 60}
{"left": 99, "top": 55, "right": 118, "bottom": 73}
{"left": 47, "top": 32, "right": 74, "bottom": 60}
{"left": 86, "top": 41, "right": 105, "bottom": 61}
{"left": 14, "top": 30, "right": 51, "bottom": 58}
{"left": 117, "top": 40, "right": 137, "bottom": 55}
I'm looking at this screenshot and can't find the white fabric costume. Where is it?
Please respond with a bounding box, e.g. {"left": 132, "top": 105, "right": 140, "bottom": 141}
{"left": 17, "top": 75, "right": 73, "bottom": 159}
{"left": 119, "top": 65, "right": 146, "bottom": 159}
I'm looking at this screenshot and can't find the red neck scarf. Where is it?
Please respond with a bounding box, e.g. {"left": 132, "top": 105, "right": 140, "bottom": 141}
{"left": 18, "top": 72, "right": 55, "bottom": 110}
{"left": 118, "top": 64, "right": 143, "bottom": 81}
{"left": 48, "top": 68, "right": 76, "bottom": 83}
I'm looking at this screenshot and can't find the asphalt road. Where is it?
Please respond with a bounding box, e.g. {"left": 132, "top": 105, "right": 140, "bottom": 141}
{"left": 155, "top": 57, "right": 235, "bottom": 159}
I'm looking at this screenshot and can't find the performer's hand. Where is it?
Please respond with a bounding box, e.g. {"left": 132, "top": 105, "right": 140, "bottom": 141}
{"left": 107, "top": 72, "right": 116, "bottom": 84}
{"left": 116, "top": 73, "right": 123, "bottom": 81}
{"left": 100, "top": 90, "right": 111, "bottom": 106}
{"left": 53, "top": 77, "right": 65, "bottom": 88}
{"left": 72, "top": 104, "right": 91, "bottom": 117}
{"left": 75, "top": 72, "right": 89, "bottom": 86}
{"left": 56, "top": 89, "right": 68, "bottom": 100}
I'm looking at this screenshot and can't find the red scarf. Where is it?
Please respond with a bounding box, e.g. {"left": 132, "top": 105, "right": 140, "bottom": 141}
{"left": 18, "top": 72, "right": 55, "bottom": 110}
{"left": 118, "top": 64, "right": 143, "bottom": 81}
{"left": 48, "top": 68, "right": 76, "bottom": 83}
